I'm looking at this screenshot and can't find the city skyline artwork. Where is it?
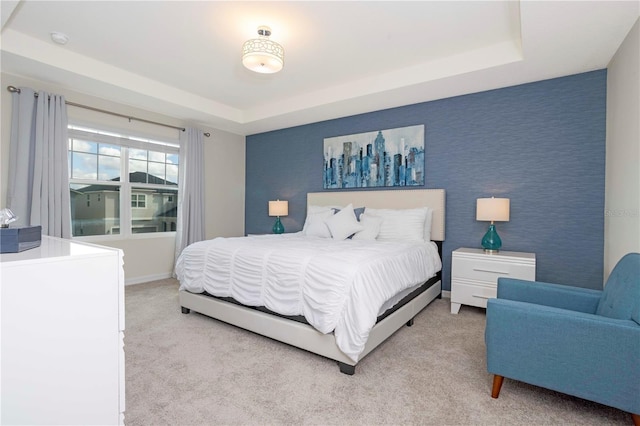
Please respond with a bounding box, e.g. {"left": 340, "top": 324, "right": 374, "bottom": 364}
{"left": 323, "top": 124, "right": 425, "bottom": 189}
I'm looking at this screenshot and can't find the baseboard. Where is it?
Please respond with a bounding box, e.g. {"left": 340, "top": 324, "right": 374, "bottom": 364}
{"left": 441, "top": 290, "right": 451, "bottom": 299}
{"left": 125, "top": 272, "right": 174, "bottom": 286}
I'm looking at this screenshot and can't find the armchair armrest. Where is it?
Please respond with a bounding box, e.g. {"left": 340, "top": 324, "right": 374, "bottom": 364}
{"left": 486, "top": 298, "right": 640, "bottom": 414}
{"left": 497, "top": 278, "right": 602, "bottom": 314}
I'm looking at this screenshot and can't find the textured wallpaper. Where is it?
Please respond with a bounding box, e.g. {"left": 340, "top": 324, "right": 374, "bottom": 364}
{"left": 246, "top": 70, "right": 607, "bottom": 290}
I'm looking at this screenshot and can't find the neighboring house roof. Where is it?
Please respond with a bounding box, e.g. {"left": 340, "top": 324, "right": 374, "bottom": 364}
{"left": 74, "top": 172, "right": 177, "bottom": 193}
{"left": 130, "top": 171, "right": 176, "bottom": 186}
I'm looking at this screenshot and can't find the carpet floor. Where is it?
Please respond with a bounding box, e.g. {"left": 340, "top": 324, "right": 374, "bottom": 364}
{"left": 124, "top": 279, "right": 630, "bottom": 425}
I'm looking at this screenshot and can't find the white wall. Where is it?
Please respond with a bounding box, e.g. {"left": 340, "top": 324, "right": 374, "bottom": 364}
{"left": 605, "top": 18, "right": 640, "bottom": 280}
{"left": 1, "top": 73, "right": 245, "bottom": 284}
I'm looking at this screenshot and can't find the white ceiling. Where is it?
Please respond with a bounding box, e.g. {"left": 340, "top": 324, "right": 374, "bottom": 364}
{"left": 1, "top": 1, "right": 638, "bottom": 136}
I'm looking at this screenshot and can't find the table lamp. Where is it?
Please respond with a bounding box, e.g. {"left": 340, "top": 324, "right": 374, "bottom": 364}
{"left": 268, "top": 200, "right": 288, "bottom": 234}
{"left": 476, "top": 197, "right": 510, "bottom": 252}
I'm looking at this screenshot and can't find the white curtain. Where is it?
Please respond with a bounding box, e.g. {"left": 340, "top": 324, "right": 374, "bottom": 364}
{"left": 175, "top": 127, "right": 206, "bottom": 262}
{"left": 7, "top": 87, "right": 71, "bottom": 238}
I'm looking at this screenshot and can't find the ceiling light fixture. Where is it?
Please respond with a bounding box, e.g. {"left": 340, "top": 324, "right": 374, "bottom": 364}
{"left": 242, "top": 26, "right": 284, "bottom": 74}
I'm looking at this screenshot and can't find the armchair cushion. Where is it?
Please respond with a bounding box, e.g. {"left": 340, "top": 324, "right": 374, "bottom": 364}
{"left": 596, "top": 253, "right": 640, "bottom": 322}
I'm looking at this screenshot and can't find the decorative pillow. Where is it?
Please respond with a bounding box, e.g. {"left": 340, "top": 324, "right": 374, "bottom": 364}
{"left": 325, "top": 204, "right": 364, "bottom": 240}
{"left": 303, "top": 209, "right": 333, "bottom": 238}
{"left": 352, "top": 213, "right": 383, "bottom": 241}
{"left": 365, "top": 207, "right": 429, "bottom": 242}
{"left": 332, "top": 206, "right": 366, "bottom": 221}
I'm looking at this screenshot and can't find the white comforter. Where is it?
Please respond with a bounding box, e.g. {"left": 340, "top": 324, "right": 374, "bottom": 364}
{"left": 175, "top": 233, "right": 441, "bottom": 362}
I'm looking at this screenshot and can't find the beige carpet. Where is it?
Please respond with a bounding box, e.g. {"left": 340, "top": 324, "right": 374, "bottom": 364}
{"left": 124, "top": 279, "right": 629, "bottom": 425}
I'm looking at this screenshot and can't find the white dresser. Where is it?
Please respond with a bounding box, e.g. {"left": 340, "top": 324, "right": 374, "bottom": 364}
{"left": 1, "top": 236, "right": 125, "bottom": 425}
{"left": 450, "top": 247, "right": 536, "bottom": 314}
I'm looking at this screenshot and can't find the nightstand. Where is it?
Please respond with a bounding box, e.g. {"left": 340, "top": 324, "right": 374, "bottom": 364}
{"left": 450, "top": 247, "right": 536, "bottom": 314}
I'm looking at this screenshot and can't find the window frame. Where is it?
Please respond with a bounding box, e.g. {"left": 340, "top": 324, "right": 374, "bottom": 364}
{"left": 131, "top": 193, "right": 147, "bottom": 209}
{"left": 68, "top": 125, "right": 180, "bottom": 240}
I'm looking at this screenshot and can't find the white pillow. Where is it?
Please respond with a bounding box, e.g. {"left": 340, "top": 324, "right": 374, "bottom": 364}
{"left": 303, "top": 209, "right": 333, "bottom": 238}
{"left": 352, "top": 213, "right": 383, "bottom": 241}
{"left": 366, "top": 207, "right": 430, "bottom": 242}
{"left": 302, "top": 205, "right": 332, "bottom": 234}
{"left": 325, "top": 204, "right": 364, "bottom": 240}
{"left": 423, "top": 208, "right": 433, "bottom": 242}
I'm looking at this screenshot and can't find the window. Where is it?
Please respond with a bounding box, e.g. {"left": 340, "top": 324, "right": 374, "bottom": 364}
{"left": 131, "top": 194, "right": 146, "bottom": 208}
{"left": 68, "top": 125, "right": 179, "bottom": 237}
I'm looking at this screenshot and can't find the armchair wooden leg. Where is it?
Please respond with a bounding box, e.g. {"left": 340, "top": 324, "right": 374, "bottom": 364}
{"left": 631, "top": 413, "right": 639, "bottom": 426}
{"left": 491, "top": 375, "right": 504, "bottom": 399}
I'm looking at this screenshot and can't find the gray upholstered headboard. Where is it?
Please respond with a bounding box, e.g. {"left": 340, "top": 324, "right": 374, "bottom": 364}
{"left": 307, "top": 189, "right": 445, "bottom": 241}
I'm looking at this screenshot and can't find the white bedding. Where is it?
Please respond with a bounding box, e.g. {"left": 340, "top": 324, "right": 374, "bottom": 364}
{"left": 175, "top": 233, "right": 441, "bottom": 362}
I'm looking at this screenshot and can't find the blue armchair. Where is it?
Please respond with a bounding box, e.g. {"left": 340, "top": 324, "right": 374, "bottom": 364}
{"left": 485, "top": 253, "right": 640, "bottom": 424}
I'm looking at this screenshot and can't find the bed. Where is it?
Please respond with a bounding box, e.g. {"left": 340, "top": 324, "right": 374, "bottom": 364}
{"left": 177, "top": 189, "right": 445, "bottom": 374}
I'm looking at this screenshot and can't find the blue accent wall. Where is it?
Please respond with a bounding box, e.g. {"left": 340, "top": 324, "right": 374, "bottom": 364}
{"left": 246, "top": 71, "right": 607, "bottom": 291}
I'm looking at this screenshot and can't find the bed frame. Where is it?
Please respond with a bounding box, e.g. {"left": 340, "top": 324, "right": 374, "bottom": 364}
{"left": 179, "top": 189, "right": 446, "bottom": 374}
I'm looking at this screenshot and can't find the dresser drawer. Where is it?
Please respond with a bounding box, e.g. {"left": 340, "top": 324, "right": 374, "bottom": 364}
{"left": 451, "top": 279, "right": 496, "bottom": 308}
{"left": 452, "top": 256, "right": 535, "bottom": 283}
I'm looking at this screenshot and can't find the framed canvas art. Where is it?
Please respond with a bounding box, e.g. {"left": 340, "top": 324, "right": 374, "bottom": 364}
{"left": 323, "top": 124, "right": 425, "bottom": 189}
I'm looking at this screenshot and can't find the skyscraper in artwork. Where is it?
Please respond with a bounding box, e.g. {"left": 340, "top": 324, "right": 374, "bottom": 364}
{"left": 374, "top": 131, "right": 386, "bottom": 187}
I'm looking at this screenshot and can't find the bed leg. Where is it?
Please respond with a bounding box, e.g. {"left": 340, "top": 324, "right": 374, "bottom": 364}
{"left": 338, "top": 362, "right": 355, "bottom": 375}
{"left": 181, "top": 307, "right": 190, "bottom": 314}
{"left": 406, "top": 318, "right": 414, "bottom": 327}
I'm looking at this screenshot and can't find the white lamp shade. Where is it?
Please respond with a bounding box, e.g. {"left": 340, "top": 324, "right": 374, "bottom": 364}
{"left": 476, "top": 197, "right": 510, "bottom": 222}
{"left": 268, "top": 200, "right": 288, "bottom": 217}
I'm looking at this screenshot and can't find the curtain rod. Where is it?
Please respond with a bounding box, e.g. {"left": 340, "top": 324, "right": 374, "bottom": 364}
{"left": 6, "top": 85, "right": 210, "bottom": 137}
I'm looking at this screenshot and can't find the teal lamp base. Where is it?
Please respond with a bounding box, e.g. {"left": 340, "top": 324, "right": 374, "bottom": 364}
{"left": 272, "top": 217, "right": 284, "bottom": 234}
{"left": 481, "top": 223, "right": 502, "bottom": 252}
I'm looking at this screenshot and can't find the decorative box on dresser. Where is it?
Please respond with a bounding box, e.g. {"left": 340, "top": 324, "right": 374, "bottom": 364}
{"left": 451, "top": 247, "right": 536, "bottom": 314}
{"left": 0, "top": 235, "right": 125, "bottom": 425}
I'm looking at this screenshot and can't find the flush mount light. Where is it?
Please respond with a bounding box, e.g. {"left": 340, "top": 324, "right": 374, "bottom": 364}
{"left": 50, "top": 31, "right": 69, "bottom": 45}
{"left": 242, "top": 26, "right": 284, "bottom": 74}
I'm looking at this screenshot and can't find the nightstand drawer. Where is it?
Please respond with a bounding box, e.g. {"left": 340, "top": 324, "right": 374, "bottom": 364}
{"left": 452, "top": 257, "right": 535, "bottom": 282}
{"left": 451, "top": 279, "right": 496, "bottom": 308}
{"left": 450, "top": 248, "right": 536, "bottom": 314}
